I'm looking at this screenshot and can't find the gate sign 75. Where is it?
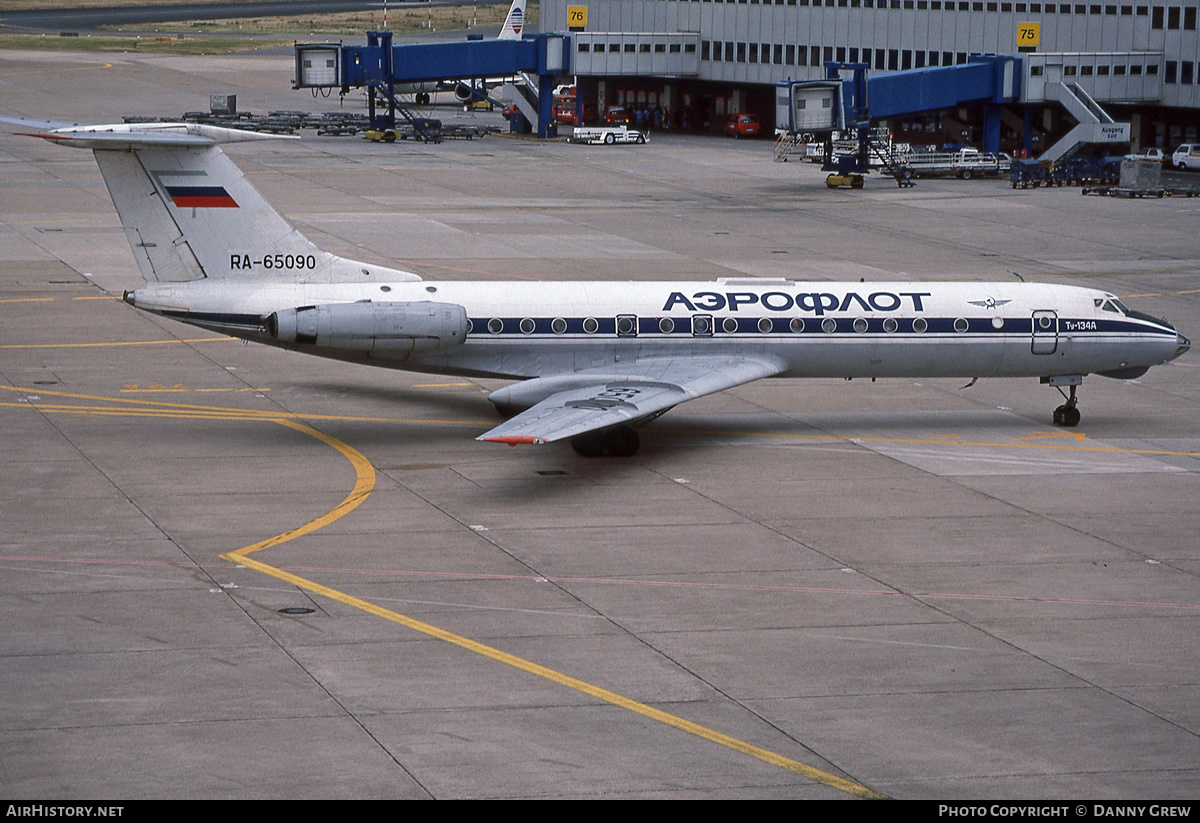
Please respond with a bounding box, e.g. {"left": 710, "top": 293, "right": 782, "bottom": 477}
{"left": 1017, "top": 22, "right": 1040, "bottom": 47}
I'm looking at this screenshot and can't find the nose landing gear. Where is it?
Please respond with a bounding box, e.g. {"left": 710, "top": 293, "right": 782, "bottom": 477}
{"left": 1052, "top": 383, "right": 1081, "bottom": 428}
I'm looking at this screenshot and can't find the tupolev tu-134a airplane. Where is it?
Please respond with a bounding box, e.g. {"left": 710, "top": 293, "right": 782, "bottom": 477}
{"left": 21, "top": 122, "right": 1190, "bottom": 456}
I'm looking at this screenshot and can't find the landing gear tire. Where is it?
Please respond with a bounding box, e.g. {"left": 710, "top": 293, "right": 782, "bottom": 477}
{"left": 570, "top": 425, "right": 640, "bottom": 457}
{"left": 1053, "top": 404, "right": 1081, "bottom": 427}
{"left": 416, "top": 92, "right": 430, "bottom": 106}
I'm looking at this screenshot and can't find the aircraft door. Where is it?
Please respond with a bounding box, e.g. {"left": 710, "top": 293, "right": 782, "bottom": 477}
{"left": 1031, "top": 310, "right": 1058, "bottom": 354}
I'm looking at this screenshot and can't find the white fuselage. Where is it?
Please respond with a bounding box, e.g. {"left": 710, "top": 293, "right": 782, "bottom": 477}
{"left": 127, "top": 278, "right": 1186, "bottom": 383}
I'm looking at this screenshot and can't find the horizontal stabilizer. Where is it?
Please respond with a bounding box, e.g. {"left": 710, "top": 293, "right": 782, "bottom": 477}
{"left": 0, "top": 115, "right": 86, "bottom": 132}
{"left": 19, "top": 122, "right": 295, "bottom": 151}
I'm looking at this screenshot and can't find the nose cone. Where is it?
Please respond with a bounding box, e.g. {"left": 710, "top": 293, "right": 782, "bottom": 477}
{"left": 1176, "top": 330, "right": 1191, "bottom": 361}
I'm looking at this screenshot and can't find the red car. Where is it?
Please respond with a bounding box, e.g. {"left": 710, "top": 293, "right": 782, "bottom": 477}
{"left": 604, "top": 105, "right": 631, "bottom": 126}
{"left": 724, "top": 113, "right": 761, "bottom": 138}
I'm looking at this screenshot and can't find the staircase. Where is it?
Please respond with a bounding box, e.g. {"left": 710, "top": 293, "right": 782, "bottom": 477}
{"left": 500, "top": 73, "right": 540, "bottom": 133}
{"left": 773, "top": 132, "right": 805, "bottom": 162}
{"left": 864, "top": 128, "right": 915, "bottom": 188}
{"left": 1039, "top": 82, "right": 1129, "bottom": 165}
{"left": 368, "top": 82, "right": 442, "bottom": 143}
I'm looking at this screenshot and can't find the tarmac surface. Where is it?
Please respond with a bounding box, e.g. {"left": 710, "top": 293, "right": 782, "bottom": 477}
{"left": 1, "top": 50, "right": 1198, "bottom": 799}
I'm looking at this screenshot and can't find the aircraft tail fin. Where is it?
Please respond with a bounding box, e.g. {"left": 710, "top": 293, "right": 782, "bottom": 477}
{"left": 34, "top": 123, "right": 420, "bottom": 284}
{"left": 497, "top": 0, "right": 527, "bottom": 40}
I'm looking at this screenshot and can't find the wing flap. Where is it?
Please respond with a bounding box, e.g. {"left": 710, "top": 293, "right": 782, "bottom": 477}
{"left": 478, "top": 356, "right": 784, "bottom": 445}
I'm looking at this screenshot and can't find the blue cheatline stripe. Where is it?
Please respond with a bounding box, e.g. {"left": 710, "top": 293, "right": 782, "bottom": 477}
{"left": 466, "top": 316, "right": 1174, "bottom": 339}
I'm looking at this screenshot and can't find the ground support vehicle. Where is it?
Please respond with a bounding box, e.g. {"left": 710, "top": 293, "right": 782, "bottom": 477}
{"left": 1011, "top": 156, "right": 1123, "bottom": 188}
{"left": 824, "top": 153, "right": 866, "bottom": 188}
{"left": 1011, "top": 159, "right": 1048, "bottom": 188}
{"left": 900, "top": 148, "right": 1003, "bottom": 179}
{"left": 569, "top": 125, "right": 647, "bottom": 145}
{"left": 1126, "top": 148, "right": 1167, "bottom": 164}
{"left": 1055, "top": 155, "right": 1122, "bottom": 186}
{"left": 1172, "top": 144, "right": 1200, "bottom": 170}
{"left": 1081, "top": 184, "right": 1200, "bottom": 198}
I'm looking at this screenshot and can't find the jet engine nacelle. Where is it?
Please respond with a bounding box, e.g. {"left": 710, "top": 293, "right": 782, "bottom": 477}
{"left": 267, "top": 301, "right": 468, "bottom": 360}
{"left": 454, "top": 82, "right": 477, "bottom": 103}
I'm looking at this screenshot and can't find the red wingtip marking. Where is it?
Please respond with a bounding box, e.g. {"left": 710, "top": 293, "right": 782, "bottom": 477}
{"left": 483, "top": 436, "right": 541, "bottom": 446}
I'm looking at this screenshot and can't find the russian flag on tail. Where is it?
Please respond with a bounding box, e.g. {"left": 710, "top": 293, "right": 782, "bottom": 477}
{"left": 165, "top": 185, "right": 238, "bottom": 208}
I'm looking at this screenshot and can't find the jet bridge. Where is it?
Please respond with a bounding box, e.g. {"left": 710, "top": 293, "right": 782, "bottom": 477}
{"left": 778, "top": 59, "right": 1018, "bottom": 147}
{"left": 295, "top": 32, "right": 570, "bottom": 138}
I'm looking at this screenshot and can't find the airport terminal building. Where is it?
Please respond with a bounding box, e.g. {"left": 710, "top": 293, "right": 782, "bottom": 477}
{"left": 541, "top": 1, "right": 1200, "bottom": 152}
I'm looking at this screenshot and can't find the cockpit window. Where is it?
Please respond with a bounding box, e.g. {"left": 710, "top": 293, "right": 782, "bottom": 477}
{"left": 1110, "top": 299, "right": 1130, "bottom": 314}
{"left": 1101, "top": 299, "right": 1127, "bottom": 314}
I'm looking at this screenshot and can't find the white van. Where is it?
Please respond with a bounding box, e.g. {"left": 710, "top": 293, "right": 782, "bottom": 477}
{"left": 1172, "top": 144, "right": 1200, "bottom": 170}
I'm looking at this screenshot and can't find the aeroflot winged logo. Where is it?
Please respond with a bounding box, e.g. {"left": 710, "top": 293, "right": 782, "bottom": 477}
{"left": 152, "top": 169, "right": 239, "bottom": 209}
{"left": 968, "top": 297, "right": 1012, "bottom": 310}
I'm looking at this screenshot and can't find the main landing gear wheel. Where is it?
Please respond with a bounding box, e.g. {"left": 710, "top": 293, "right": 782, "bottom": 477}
{"left": 1052, "top": 384, "right": 1082, "bottom": 427}
{"left": 570, "top": 425, "right": 640, "bottom": 457}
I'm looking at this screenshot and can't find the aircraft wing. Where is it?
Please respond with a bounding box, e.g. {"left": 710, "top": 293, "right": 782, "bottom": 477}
{"left": 478, "top": 355, "right": 786, "bottom": 445}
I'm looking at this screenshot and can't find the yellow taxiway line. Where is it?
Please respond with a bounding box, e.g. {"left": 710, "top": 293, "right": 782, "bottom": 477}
{"left": 1, "top": 383, "right": 885, "bottom": 799}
